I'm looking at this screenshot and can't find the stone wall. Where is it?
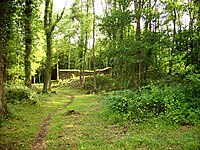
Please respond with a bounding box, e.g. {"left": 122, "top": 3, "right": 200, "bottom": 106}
{"left": 59, "top": 67, "right": 111, "bottom": 80}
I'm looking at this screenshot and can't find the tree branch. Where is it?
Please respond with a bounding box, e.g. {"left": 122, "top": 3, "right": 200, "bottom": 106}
{"left": 44, "top": 0, "right": 50, "bottom": 29}
{"left": 51, "top": 0, "right": 67, "bottom": 33}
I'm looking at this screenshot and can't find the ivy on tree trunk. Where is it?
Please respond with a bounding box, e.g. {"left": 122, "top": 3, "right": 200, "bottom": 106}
{"left": 42, "top": 0, "right": 66, "bottom": 93}
{"left": 0, "top": 0, "right": 11, "bottom": 116}
{"left": 24, "top": 0, "right": 33, "bottom": 88}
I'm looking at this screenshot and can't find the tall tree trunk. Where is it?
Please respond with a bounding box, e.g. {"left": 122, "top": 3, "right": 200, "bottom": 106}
{"left": 169, "top": 4, "right": 177, "bottom": 74}
{"left": 188, "top": 0, "right": 194, "bottom": 65}
{"left": 79, "top": 48, "right": 83, "bottom": 84}
{"left": 83, "top": 33, "right": 88, "bottom": 88}
{"left": 68, "top": 38, "right": 71, "bottom": 69}
{"left": 92, "top": 0, "right": 97, "bottom": 93}
{"left": 134, "top": 0, "right": 143, "bottom": 88}
{"left": 56, "top": 62, "right": 59, "bottom": 80}
{"left": 42, "top": 0, "right": 66, "bottom": 93}
{"left": 24, "top": 0, "right": 33, "bottom": 88}
{"left": 68, "top": 49, "right": 71, "bottom": 69}
{"left": 83, "top": 0, "right": 89, "bottom": 88}
{"left": 0, "top": 0, "right": 9, "bottom": 116}
{"left": 43, "top": 34, "right": 52, "bottom": 93}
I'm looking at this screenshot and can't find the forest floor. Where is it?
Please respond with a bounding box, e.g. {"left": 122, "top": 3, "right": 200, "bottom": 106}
{"left": 0, "top": 86, "right": 200, "bottom": 150}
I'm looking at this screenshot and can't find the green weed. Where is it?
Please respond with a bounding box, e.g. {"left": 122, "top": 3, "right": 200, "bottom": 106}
{"left": 103, "top": 84, "right": 200, "bottom": 125}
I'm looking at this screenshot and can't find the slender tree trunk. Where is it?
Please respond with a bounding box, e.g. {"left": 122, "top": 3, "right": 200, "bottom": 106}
{"left": 188, "top": 0, "right": 194, "bottom": 65}
{"left": 135, "top": 0, "right": 141, "bottom": 41}
{"left": 43, "top": 34, "right": 52, "bottom": 93}
{"left": 24, "top": 0, "right": 33, "bottom": 88}
{"left": 79, "top": 51, "right": 83, "bottom": 84}
{"left": 169, "top": 5, "right": 177, "bottom": 74}
{"left": 43, "top": 0, "right": 65, "bottom": 93}
{"left": 92, "top": 0, "right": 97, "bottom": 93}
{"left": 57, "top": 62, "right": 59, "bottom": 80}
{"left": 68, "top": 49, "right": 71, "bottom": 69}
{"left": 83, "top": 33, "right": 88, "bottom": 88}
{"left": 89, "top": 56, "right": 91, "bottom": 70}
{"left": 134, "top": 0, "right": 142, "bottom": 88}
{"left": 83, "top": 0, "right": 89, "bottom": 88}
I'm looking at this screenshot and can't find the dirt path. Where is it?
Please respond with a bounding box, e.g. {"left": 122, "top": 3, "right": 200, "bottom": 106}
{"left": 31, "top": 94, "right": 75, "bottom": 150}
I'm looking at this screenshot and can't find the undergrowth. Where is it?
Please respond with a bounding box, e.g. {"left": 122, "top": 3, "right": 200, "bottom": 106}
{"left": 5, "top": 84, "right": 38, "bottom": 104}
{"left": 56, "top": 74, "right": 116, "bottom": 93}
{"left": 103, "top": 82, "right": 200, "bottom": 125}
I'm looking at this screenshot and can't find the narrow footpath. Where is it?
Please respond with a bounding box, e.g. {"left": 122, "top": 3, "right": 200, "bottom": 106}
{"left": 31, "top": 94, "right": 75, "bottom": 150}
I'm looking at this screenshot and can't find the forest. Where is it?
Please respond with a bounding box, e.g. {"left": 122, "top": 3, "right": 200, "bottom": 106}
{"left": 0, "top": 0, "right": 200, "bottom": 149}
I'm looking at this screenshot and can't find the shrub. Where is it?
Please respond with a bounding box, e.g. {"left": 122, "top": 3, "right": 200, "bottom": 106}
{"left": 84, "top": 74, "right": 116, "bottom": 92}
{"left": 103, "top": 83, "right": 200, "bottom": 125}
{"left": 5, "top": 84, "right": 38, "bottom": 104}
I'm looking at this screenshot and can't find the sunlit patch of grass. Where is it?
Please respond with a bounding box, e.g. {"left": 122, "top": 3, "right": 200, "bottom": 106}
{"left": 44, "top": 93, "right": 133, "bottom": 149}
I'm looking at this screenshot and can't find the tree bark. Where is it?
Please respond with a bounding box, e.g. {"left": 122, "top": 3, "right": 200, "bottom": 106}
{"left": 24, "top": 0, "right": 33, "bottom": 88}
{"left": 92, "top": 0, "right": 97, "bottom": 93}
{"left": 68, "top": 37, "right": 71, "bottom": 69}
{"left": 83, "top": 0, "right": 89, "bottom": 88}
{"left": 134, "top": 0, "right": 143, "bottom": 88}
{"left": 0, "top": 0, "right": 8, "bottom": 116}
{"left": 169, "top": 2, "right": 177, "bottom": 75}
{"left": 83, "top": 33, "right": 88, "bottom": 88}
{"left": 43, "top": 34, "right": 52, "bottom": 93}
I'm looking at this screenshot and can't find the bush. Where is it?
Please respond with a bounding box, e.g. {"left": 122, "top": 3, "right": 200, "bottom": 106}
{"left": 103, "top": 83, "right": 200, "bottom": 125}
{"left": 84, "top": 75, "right": 116, "bottom": 92}
{"left": 5, "top": 84, "right": 38, "bottom": 104}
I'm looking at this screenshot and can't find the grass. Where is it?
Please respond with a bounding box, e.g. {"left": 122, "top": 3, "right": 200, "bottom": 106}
{"left": 0, "top": 103, "right": 49, "bottom": 149}
{"left": 44, "top": 88, "right": 200, "bottom": 150}
{"left": 0, "top": 87, "right": 73, "bottom": 149}
{"left": 0, "top": 86, "right": 200, "bottom": 149}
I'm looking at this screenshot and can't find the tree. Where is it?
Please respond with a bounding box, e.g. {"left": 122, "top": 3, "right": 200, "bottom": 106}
{"left": 100, "top": 0, "right": 135, "bottom": 89}
{"left": 134, "top": 0, "right": 144, "bottom": 88}
{"left": 42, "top": 0, "right": 66, "bottom": 93}
{"left": 24, "top": 0, "right": 33, "bottom": 87}
{"left": 0, "top": 0, "right": 13, "bottom": 116}
{"left": 68, "top": 0, "right": 93, "bottom": 86}
{"left": 92, "top": 0, "right": 97, "bottom": 92}
{"left": 82, "top": 0, "right": 91, "bottom": 88}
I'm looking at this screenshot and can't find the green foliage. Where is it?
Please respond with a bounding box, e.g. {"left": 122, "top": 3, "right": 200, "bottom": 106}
{"left": 104, "top": 83, "right": 200, "bottom": 125}
{"left": 185, "top": 73, "right": 200, "bottom": 99}
{"left": 84, "top": 75, "right": 116, "bottom": 92}
{"left": 5, "top": 84, "right": 38, "bottom": 104}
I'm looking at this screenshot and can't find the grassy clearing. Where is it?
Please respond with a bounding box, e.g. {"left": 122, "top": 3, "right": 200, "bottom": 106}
{"left": 43, "top": 89, "right": 200, "bottom": 150}
{"left": 0, "top": 87, "right": 199, "bottom": 149}
{"left": 0, "top": 87, "right": 73, "bottom": 149}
